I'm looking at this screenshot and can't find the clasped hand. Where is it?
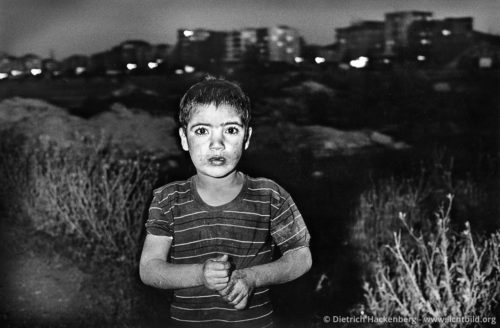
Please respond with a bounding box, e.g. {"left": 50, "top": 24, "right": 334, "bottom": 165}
{"left": 201, "top": 254, "right": 255, "bottom": 310}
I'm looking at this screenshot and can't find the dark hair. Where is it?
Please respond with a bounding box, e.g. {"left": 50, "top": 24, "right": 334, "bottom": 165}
{"left": 179, "top": 76, "right": 251, "bottom": 129}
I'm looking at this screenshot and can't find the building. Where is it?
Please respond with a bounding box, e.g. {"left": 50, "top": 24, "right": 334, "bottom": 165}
{"left": 407, "top": 17, "right": 474, "bottom": 64}
{"left": 153, "top": 44, "right": 172, "bottom": 64}
{"left": 21, "top": 54, "right": 42, "bottom": 71}
{"left": 175, "top": 28, "right": 226, "bottom": 68}
{"left": 61, "top": 55, "right": 89, "bottom": 75}
{"left": 224, "top": 31, "right": 242, "bottom": 63}
{"left": 0, "top": 55, "right": 24, "bottom": 78}
{"left": 42, "top": 58, "right": 61, "bottom": 76}
{"left": 240, "top": 27, "right": 269, "bottom": 63}
{"left": 449, "top": 31, "right": 500, "bottom": 69}
{"left": 112, "top": 40, "right": 154, "bottom": 70}
{"left": 336, "top": 20, "right": 385, "bottom": 60}
{"left": 268, "top": 26, "right": 301, "bottom": 63}
{"left": 384, "top": 11, "right": 433, "bottom": 56}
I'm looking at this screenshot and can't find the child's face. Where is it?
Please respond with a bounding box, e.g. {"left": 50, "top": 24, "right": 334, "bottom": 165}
{"left": 179, "top": 104, "right": 252, "bottom": 179}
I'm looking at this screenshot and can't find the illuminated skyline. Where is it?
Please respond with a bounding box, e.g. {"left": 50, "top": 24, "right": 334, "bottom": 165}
{"left": 1, "top": 0, "right": 499, "bottom": 59}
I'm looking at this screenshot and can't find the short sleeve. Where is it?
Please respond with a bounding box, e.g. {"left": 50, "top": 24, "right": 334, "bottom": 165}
{"left": 145, "top": 193, "right": 174, "bottom": 237}
{"left": 270, "top": 196, "right": 310, "bottom": 254}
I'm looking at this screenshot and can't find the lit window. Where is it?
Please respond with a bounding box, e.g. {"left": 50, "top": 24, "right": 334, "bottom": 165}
{"left": 479, "top": 57, "right": 492, "bottom": 68}
{"left": 0, "top": 72, "right": 8, "bottom": 79}
{"left": 340, "top": 38, "right": 346, "bottom": 44}
{"left": 417, "top": 55, "right": 426, "bottom": 61}
{"left": 315, "top": 57, "right": 326, "bottom": 64}
{"left": 126, "top": 63, "right": 137, "bottom": 70}
{"left": 76, "top": 67, "right": 86, "bottom": 74}
{"left": 30, "top": 68, "right": 42, "bottom": 76}
{"left": 175, "top": 69, "right": 184, "bottom": 75}
{"left": 420, "top": 39, "right": 430, "bottom": 45}
{"left": 286, "top": 35, "right": 294, "bottom": 42}
{"left": 383, "top": 58, "right": 390, "bottom": 64}
{"left": 183, "top": 30, "right": 194, "bottom": 37}
{"left": 148, "top": 62, "right": 158, "bottom": 69}
{"left": 277, "top": 41, "right": 284, "bottom": 47}
{"left": 442, "top": 29, "right": 451, "bottom": 36}
{"left": 11, "top": 70, "right": 22, "bottom": 76}
{"left": 349, "top": 56, "right": 368, "bottom": 68}
{"left": 286, "top": 47, "right": 293, "bottom": 54}
{"left": 271, "top": 35, "right": 278, "bottom": 42}
{"left": 294, "top": 57, "right": 304, "bottom": 63}
{"left": 184, "top": 65, "right": 195, "bottom": 73}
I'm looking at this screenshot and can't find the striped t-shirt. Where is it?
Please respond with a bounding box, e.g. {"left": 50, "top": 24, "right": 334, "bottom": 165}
{"left": 145, "top": 173, "right": 311, "bottom": 328}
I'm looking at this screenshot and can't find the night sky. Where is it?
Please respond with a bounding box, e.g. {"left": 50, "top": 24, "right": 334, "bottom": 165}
{"left": 1, "top": 0, "right": 499, "bottom": 59}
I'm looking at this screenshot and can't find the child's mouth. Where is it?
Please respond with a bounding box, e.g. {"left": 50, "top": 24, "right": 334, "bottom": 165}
{"left": 208, "top": 156, "right": 226, "bottom": 165}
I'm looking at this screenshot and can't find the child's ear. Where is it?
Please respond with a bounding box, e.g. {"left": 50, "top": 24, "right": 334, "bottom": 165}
{"left": 179, "top": 127, "right": 189, "bottom": 151}
{"left": 244, "top": 127, "right": 252, "bottom": 150}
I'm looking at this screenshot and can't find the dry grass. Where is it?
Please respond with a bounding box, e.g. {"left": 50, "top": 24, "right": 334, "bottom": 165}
{"left": 0, "top": 130, "right": 160, "bottom": 267}
{"left": 362, "top": 196, "right": 499, "bottom": 327}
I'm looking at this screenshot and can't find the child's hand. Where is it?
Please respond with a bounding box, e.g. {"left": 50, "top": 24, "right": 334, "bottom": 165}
{"left": 201, "top": 254, "right": 230, "bottom": 291}
{"left": 219, "top": 269, "right": 256, "bottom": 310}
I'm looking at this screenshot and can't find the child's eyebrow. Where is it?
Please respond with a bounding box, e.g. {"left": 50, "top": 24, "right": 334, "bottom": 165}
{"left": 189, "top": 121, "right": 243, "bottom": 130}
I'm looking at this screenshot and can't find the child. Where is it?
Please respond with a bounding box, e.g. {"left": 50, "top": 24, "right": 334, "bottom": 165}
{"left": 139, "top": 77, "right": 312, "bottom": 328}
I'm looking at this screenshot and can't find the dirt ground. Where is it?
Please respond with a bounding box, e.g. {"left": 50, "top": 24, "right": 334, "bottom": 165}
{"left": 0, "top": 218, "right": 172, "bottom": 328}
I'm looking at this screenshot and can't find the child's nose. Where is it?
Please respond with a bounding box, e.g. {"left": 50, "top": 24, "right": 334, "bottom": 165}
{"left": 209, "top": 132, "right": 225, "bottom": 150}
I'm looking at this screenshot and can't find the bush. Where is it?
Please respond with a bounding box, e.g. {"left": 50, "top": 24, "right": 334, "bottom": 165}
{"left": 351, "top": 152, "right": 493, "bottom": 254}
{"left": 0, "top": 131, "right": 160, "bottom": 267}
{"left": 362, "top": 195, "right": 500, "bottom": 327}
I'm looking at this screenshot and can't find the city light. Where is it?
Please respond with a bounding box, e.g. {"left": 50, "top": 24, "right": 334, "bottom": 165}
{"left": 286, "top": 35, "right": 294, "bottom": 42}
{"left": 420, "top": 39, "right": 430, "bottom": 45}
{"left": 184, "top": 65, "right": 195, "bottom": 73}
{"left": 30, "top": 68, "right": 42, "bottom": 76}
{"left": 294, "top": 56, "right": 304, "bottom": 63}
{"left": 383, "top": 58, "right": 391, "bottom": 64}
{"left": 0, "top": 73, "right": 8, "bottom": 79}
{"left": 75, "top": 67, "right": 86, "bottom": 75}
{"left": 174, "top": 69, "right": 184, "bottom": 75}
{"left": 442, "top": 29, "right": 451, "bottom": 36}
{"left": 126, "top": 63, "right": 137, "bottom": 70}
{"left": 277, "top": 41, "right": 284, "bottom": 47}
{"left": 315, "top": 57, "right": 326, "bottom": 64}
{"left": 349, "top": 56, "right": 369, "bottom": 68}
{"left": 148, "top": 62, "right": 158, "bottom": 69}
{"left": 183, "top": 30, "right": 194, "bottom": 37}
{"left": 286, "top": 48, "right": 293, "bottom": 54}
{"left": 417, "top": 55, "right": 426, "bottom": 61}
{"left": 11, "top": 70, "right": 23, "bottom": 77}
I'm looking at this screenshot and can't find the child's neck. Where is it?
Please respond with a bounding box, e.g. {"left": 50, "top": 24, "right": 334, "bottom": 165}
{"left": 195, "top": 171, "right": 244, "bottom": 206}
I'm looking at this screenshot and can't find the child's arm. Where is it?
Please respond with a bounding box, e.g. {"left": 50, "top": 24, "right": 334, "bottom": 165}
{"left": 139, "top": 234, "right": 231, "bottom": 290}
{"left": 219, "top": 246, "right": 312, "bottom": 309}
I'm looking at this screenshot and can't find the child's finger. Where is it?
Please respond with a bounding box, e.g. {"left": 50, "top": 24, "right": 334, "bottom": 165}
{"left": 226, "top": 284, "right": 244, "bottom": 303}
{"left": 206, "top": 268, "right": 229, "bottom": 278}
{"left": 211, "top": 277, "right": 229, "bottom": 284}
{"left": 208, "top": 260, "right": 230, "bottom": 271}
{"left": 229, "top": 290, "right": 246, "bottom": 306}
{"left": 233, "top": 296, "right": 248, "bottom": 310}
{"left": 213, "top": 254, "right": 228, "bottom": 262}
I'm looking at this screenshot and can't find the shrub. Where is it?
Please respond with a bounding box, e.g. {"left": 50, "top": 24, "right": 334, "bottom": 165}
{"left": 363, "top": 195, "right": 500, "bottom": 327}
{"left": 351, "top": 152, "right": 492, "bottom": 255}
{"left": 0, "top": 131, "right": 160, "bottom": 267}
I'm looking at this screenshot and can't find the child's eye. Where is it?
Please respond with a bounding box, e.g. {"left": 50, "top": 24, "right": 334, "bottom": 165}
{"left": 194, "top": 127, "right": 208, "bottom": 136}
{"left": 226, "top": 127, "right": 239, "bottom": 135}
